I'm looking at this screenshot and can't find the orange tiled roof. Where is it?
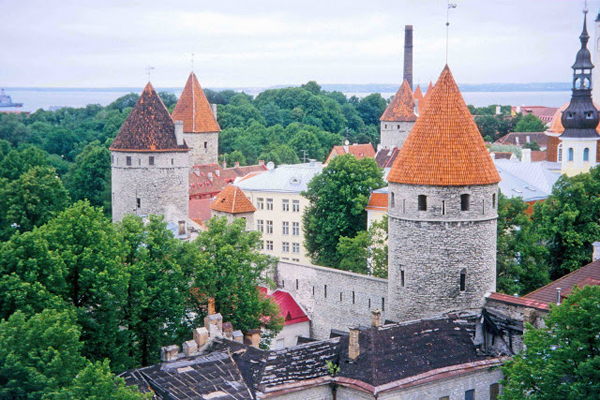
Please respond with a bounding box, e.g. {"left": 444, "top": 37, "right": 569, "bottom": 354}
{"left": 366, "top": 192, "right": 388, "bottom": 211}
{"left": 380, "top": 80, "right": 417, "bottom": 122}
{"left": 189, "top": 163, "right": 267, "bottom": 199}
{"left": 413, "top": 85, "right": 424, "bottom": 114}
{"left": 189, "top": 198, "right": 213, "bottom": 223}
{"left": 325, "top": 143, "right": 376, "bottom": 164}
{"left": 210, "top": 185, "right": 256, "bottom": 214}
{"left": 110, "top": 82, "right": 189, "bottom": 153}
{"left": 387, "top": 66, "right": 500, "bottom": 186}
{"left": 172, "top": 72, "right": 220, "bottom": 134}
{"left": 422, "top": 81, "right": 434, "bottom": 108}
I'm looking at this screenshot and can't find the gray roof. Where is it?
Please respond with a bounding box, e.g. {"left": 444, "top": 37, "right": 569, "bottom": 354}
{"left": 495, "top": 159, "right": 560, "bottom": 202}
{"left": 235, "top": 162, "right": 324, "bottom": 193}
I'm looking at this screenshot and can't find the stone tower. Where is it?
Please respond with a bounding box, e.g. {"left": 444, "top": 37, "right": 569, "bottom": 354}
{"left": 386, "top": 66, "right": 501, "bottom": 322}
{"left": 379, "top": 80, "right": 417, "bottom": 150}
{"left": 110, "top": 82, "right": 190, "bottom": 222}
{"left": 172, "top": 72, "right": 220, "bottom": 167}
{"left": 560, "top": 10, "right": 600, "bottom": 177}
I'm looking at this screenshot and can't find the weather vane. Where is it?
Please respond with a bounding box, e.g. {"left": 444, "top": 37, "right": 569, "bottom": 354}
{"left": 146, "top": 66, "right": 155, "bottom": 82}
{"left": 446, "top": 1, "right": 458, "bottom": 64}
{"left": 191, "top": 53, "right": 195, "bottom": 71}
{"left": 584, "top": 0, "right": 588, "bottom": 14}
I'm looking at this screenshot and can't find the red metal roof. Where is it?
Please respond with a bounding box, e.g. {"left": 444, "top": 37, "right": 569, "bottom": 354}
{"left": 486, "top": 292, "right": 550, "bottom": 311}
{"left": 260, "top": 288, "right": 310, "bottom": 326}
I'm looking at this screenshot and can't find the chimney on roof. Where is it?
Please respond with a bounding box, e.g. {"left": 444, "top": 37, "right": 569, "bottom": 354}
{"left": 371, "top": 309, "right": 382, "bottom": 328}
{"left": 210, "top": 103, "right": 218, "bottom": 120}
{"left": 208, "top": 297, "right": 216, "bottom": 315}
{"left": 245, "top": 329, "right": 261, "bottom": 348}
{"left": 234, "top": 162, "right": 240, "bottom": 168}
{"left": 348, "top": 326, "right": 360, "bottom": 361}
{"left": 258, "top": 160, "right": 265, "bottom": 166}
{"left": 178, "top": 220, "right": 186, "bottom": 236}
{"left": 592, "top": 242, "right": 600, "bottom": 261}
{"left": 174, "top": 120, "right": 184, "bottom": 146}
{"left": 556, "top": 288, "right": 562, "bottom": 305}
{"left": 193, "top": 327, "right": 209, "bottom": 347}
{"left": 403, "top": 25, "right": 413, "bottom": 89}
{"left": 222, "top": 160, "right": 227, "bottom": 169}
{"left": 161, "top": 344, "right": 180, "bottom": 362}
{"left": 222, "top": 322, "right": 234, "bottom": 340}
{"left": 521, "top": 148, "right": 531, "bottom": 163}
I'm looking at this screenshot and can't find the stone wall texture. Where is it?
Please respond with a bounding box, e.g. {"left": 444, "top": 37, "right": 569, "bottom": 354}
{"left": 111, "top": 151, "right": 189, "bottom": 222}
{"left": 379, "top": 121, "right": 414, "bottom": 150}
{"left": 387, "top": 183, "right": 498, "bottom": 322}
{"left": 266, "top": 384, "right": 332, "bottom": 400}
{"left": 184, "top": 131, "right": 218, "bottom": 166}
{"left": 275, "top": 262, "right": 388, "bottom": 339}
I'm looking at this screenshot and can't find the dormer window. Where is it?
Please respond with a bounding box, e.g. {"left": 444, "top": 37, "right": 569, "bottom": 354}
{"left": 587, "top": 112, "right": 594, "bottom": 119}
{"left": 567, "top": 112, "right": 575, "bottom": 119}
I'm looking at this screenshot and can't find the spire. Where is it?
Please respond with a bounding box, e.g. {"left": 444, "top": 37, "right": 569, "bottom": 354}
{"left": 413, "top": 85, "right": 424, "bottom": 114}
{"left": 560, "top": 10, "right": 600, "bottom": 139}
{"left": 387, "top": 66, "right": 500, "bottom": 186}
{"left": 172, "top": 72, "right": 220, "bottom": 134}
{"left": 110, "top": 82, "right": 189, "bottom": 152}
{"left": 380, "top": 80, "right": 417, "bottom": 122}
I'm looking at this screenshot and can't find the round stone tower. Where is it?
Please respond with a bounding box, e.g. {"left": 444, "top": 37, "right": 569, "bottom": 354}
{"left": 386, "top": 66, "right": 501, "bottom": 322}
{"left": 110, "top": 82, "right": 190, "bottom": 222}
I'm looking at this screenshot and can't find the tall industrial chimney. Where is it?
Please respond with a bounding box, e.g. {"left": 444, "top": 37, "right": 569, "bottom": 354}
{"left": 403, "top": 25, "right": 413, "bottom": 89}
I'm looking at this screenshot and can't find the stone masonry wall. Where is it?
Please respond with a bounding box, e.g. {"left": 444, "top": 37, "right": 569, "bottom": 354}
{"left": 379, "top": 121, "right": 414, "bottom": 150}
{"left": 275, "top": 261, "right": 388, "bottom": 339}
{"left": 184, "top": 132, "right": 218, "bottom": 166}
{"left": 111, "top": 151, "right": 189, "bottom": 222}
{"left": 387, "top": 183, "right": 498, "bottom": 322}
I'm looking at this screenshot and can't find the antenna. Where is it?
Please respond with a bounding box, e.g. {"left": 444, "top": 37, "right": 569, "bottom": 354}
{"left": 446, "top": 2, "right": 457, "bottom": 64}
{"left": 301, "top": 150, "right": 308, "bottom": 163}
{"left": 584, "top": 0, "right": 588, "bottom": 13}
{"left": 146, "top": 66, "right": 155, "bottom": 82}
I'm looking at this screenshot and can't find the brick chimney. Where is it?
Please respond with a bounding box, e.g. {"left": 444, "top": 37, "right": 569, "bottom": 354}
{"left": 174, "top": 120, "right": 184, "bottom": 146}
{"left": 403, "top": 25, "right": 413, "bottom": 89}
{"left": 521, "top": 148, "right": 531, "bottom": 163}
{"left": 348, "top": 327, "right": 360, "bottom": 361}
{"left": 161, "top": 344, "right": 179, "bottom": 362}
{"left": 371, "top": 309, "right": 382, "bottom": 328}
{"left": 592, "top": 242, "right": 600, "bottom": 260}
{"left": 208, "top": 297, "right": 216, "bottom": 315}
{"left": 234, "top": 162, "right": 240, "bottom": 168}
{"left": 245, "top": 329, "right": 261, "bottom": 348}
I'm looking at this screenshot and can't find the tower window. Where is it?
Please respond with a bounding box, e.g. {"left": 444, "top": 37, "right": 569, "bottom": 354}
{"left": 461, "top": 194, "right": 470, "bottom": 211}
{"left": 340, "top": 292, "right": 343, "bottom": 302}
{"left": 568, "top": 148, "right": 574, "bottom": 162}
{"left": 149, "top": 156, "right": 154, "bottom": 165}
{"left": 324, "top": 285, "right": 327, "bottom": 298}
{"left": 111, "top": 155, "right": 114, "bottom": 164}
{"left": 482, "top": 199, "right": 486, "bottom": 214}
{"left": 126, "top": 156, "right": 132, "bottom": 166}
{"left": 352, "top": 291, "right": 355, "bottom": 304}
{"left": 397, "top": 124, "right": 400, "bottom": 129}
{"left": 402, "top": 199, "right": 406, "bottom": 214}
{"left": 418, "top": 195, "right": 427, "bottom": 211}
{"left": 492, "top": 193, "right": 496, "bottom": 208}
{"left": 584, "top": 147, "right": 590, "bottom": 162}
{"left": 401, "top": 270, "right": 405, "bottom": 287}
{"left": 296, "top": 279, "right": 298, "bottom": 290}
{"left": 381, "top": 297, "right": 385, "bottom": 311}
{"left": 204, "top": 141, "right": 208, "bottom": 148}
{"left": 171, "top": 158, "right": 174, "bottom": 165}
{"left": 390, "top": 192, "right": 395, "bottom": 208}
{"left": 385, "top": 124, "right": 388, "bottom": 129}
{"left": 442, "top": 200, "right": 446, "bottom": 215}
{"left": 136, "top": 198, "right": 141, "bottom": 209}
{"left": 460, "top": 269, "right": 467, "bottom": 291}
{"left": 587, "top": 112, "right": 594, "bottom": 119}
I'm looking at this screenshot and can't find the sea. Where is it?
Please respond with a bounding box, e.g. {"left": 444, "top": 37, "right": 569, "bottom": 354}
{"left": 1, "top": 88, "right": 571, "bottom": 113}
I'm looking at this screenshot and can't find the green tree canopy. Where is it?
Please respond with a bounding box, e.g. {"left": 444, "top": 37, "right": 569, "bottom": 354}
{"left": 501, "top": 285, "right": 600, "bottom": 399}
{"left": 302, "top": 154, "right": 385, "bottom": 267}
{"left": 514, "top": 113, "right": 547, "bottom": 132}
{"left": 65, "top": 140, "right": 111, "bottom": 211}
{"left": 337, "top": 216, "right": 388, "bottom": 277}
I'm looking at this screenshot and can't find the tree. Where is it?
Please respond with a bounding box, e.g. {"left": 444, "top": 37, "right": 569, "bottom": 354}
{"left": 301, "top": 81, "right": 322, "bottom": 95}
{"left": 522, "top": 141, "right": 541, "bottom": 151}
{"left": 337, "top": 217, "right": 388, "bottom": 277}
{"left": 355, "top": 93, "right": 387, "bottom": 126}
{"left": 514, "top": 113, "right": 547, "bottom": 132}
{"left": 158, "top": 91, "right": 178, "bottom": 109}
{"left": 496, "top": 192, "right": 549, "bottom": 295}
{"left": 186, "top": 217, "right": 283, "bottom": 335}
{"left": 533, "top": 167, "right": 600, "bottom": 278}
{"left": 65, "top": 141, "right": 111, "bottom": 211}
{"left": 258, "top": 144, "right": 300, "bottom": 165}
{"left": 302, "top": 154, "right": 385, "bottom": 267}
{"left": 501, "top": 285, "right": 600, "bottom": 399}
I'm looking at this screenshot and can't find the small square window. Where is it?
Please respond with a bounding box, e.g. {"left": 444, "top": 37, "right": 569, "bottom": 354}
{"left": 126, "top": 156, "right": 132, "bottom": 166}
{"left": 292, "top": 242, "right": 300, "bottom": 253}
{"left": 149, "top": 156, "right": 155, "bottom": 166}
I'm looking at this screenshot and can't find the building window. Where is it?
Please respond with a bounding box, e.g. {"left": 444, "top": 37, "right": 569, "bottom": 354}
{"left": 266, "top": 240, "right": 273, "bottom": 251}
{"left": 482, "top": 199, "right": 486, "bottom": 214}
{"left": 282, "top": 221, "right": 289, "bottom": 235}
{"left": 352, "top": 291, "right": 355, "bottom": 304}
{"left": 439, "top": 397, "right": 450, "bottom": 400}
{"left": 418, "top": 195, "right": 427, "bottom": 211}
{"left": 402, "top": 199, "right": 406, "bottom": 214}
{"left": 292, "top": 242, "right": 300, "bottom": 253}
{"left": 292, "top": 222, "right": 300, "bottom": 236}
{"left": 257, "top": 198, "right": 264, "bottom": 210}
{"left": 442, "top": 200, "right": 446, "bottom": 215}
{"left": 266, "top": 220, "right": 273, "bottom": 234}
{"left": 136, "top": 197, "right": 141, "bottom": 208}
{"left": 465, "top": 389, "right": 475, "bottom": 400}
{"left": 149, "top": 156, "right": 155, "bottom": 166}
{"left": 259, "top": 241, "right": 264, "bottom": 250}
{"left": 296, "top": 279, "right": 299, "bottom": 290}
{"left": 111, "top": 155, "right": 114, "bottom": 164}
{"left": 558, "top": 143, "right": 563, "bottom": 162}
{"left": 204, "top": 141, "right": 208, "bottom": 149}
{"left": 257, "top": 220, "right": 264, "bottom": 233}
{"left": 126, "top": 156, "right": 132, "bottom": 166}
{"left": 292, "top": 258, "right": 299, "bottom": 262}
{"left": 340, "top": 292, "right": 343, "bottom": 302}
{"left": 324, "top": 285, "right": 327, "bottom": 298}
{"left": 568, "top": 147, "right": 574, "bottom": 161}
{"left": 397, "top": 124, "right": 400, "bottom": 129}
{"left": 266, "top": 198, "right": 273, "bottom": 210}
{"left": 313, "top": 286, "right": 315, "bottom": 296}
{"left": 492, "top": 193, "right": 496, "bottom": 208}
{"left": 138, "top": 158, "right": 141, "bottom": 165}
{"left": 283, "top": 199, "right": 289, "bottom": 211}
{"left": 292, "top": 200, "right": 300, "bottom": 212}
{"left": 460, "top": 269, "right": 467, "bottom": 291}
{"left": 401, "top": 270, "right": 405, "bottom": 287}
{"left": 171, "top": 158, "right": 174, "bottom": 165}
{"left": 390, "top": 192, "right": 395, "bottom": 208}
{"left": 584, "top": 147, "right": 590, "bottom": 162}
{"left": 385, "top": 124, "right": 388, "bottom": 129}
{"left": 368, "top": 299, "right": 371, "bottom": 309}
{"left": 461, "top": 194, "right": 470, "bottom": 211}
{"left": 282, "top": 242, "right": 289, "bottom": 252}
{"left": 381, "top": 297, "right": 385, "bottom": 311}
{"left": 490, "top": 383, "right": 500, "bottom": 400}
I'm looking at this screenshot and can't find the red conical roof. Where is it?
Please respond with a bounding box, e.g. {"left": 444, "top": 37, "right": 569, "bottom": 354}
{"left": 210, "top": 185, "right": 256, "bottom": 214}
{"left": 380, "top": 80, "right": 417, "bottom": 122}
{"left": 172, "top": 72, "right": 220, "bottom": 133}
{"left": 110, "top": 82, "right": 188, "bottom": 152}
{"left": 387, "top": 66, "right": 500, "bottom": 186}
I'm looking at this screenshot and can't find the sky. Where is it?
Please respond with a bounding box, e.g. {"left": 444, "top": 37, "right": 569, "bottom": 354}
{"left": 2, "top": 0, "right": 599, "bottom": 88}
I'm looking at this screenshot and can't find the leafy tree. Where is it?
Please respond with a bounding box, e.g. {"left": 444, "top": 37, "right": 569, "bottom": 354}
{"left": 501, "top": 285, "right": 600, "bottom": 399}
{"left": 158, "top": 91, "right": 178, "bottom": 108}
{"left": 186, "top": 217, "right": 283, "bottom": 334}
{"left": 522, "top": 141, "right": 541, "bottom": 151}
{"left": 65, "top": 141, "right": 111, "bottom": 211}
{"left": 258, "top": 144, "right": 300, "bottom": 165}
{"left": 337, "top": 217, "right": 388, "bottom": 277}
{"left": 302, "top": 154, "right": 385, "bottom": 267}
{"left": 515, "top": 113, "right": 547, "bottom": 132}
{"left": 0, "top": 145, "right": 50, "bottom": 181}
{"left": 301, "top": 81, "right": 322, "bottom": 95}
{"left": 534, "top": 167, "right": 600, "bottom": 278}
{"left": 355, "top": 93, "right": 387, "bottom": 126}
{"left": 107, "top": 93, "right": 139, "bottom": 112}
{"left": 496, "top": 192, "right": 549, "bottom": 295}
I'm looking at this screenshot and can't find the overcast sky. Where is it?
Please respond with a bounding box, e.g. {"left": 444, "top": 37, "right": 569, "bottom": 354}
{"left": 2, "top": 0, "right": 599, "bottom": 88}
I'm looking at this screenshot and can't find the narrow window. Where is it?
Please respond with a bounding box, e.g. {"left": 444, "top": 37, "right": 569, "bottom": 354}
{"left": 282, "top": 221, "right": 289, "bottom": 235}
{"left": 312, "top": 286, "right": 315, "bottom": 296}
{"left": 442, "top": 200, "right": 446, "bottom": 215}
{"left": 111, "top": 155, "right": 114, "bottom": 164}
{"left": 149, "top": 156, "right": 154, "bottom": 166}
{"left": 482, "top": 199, "right": 486, "bottom": 215}
{"left": 204, "top": 141, "right": 208, "bottom": 149}
{"left": 352, "top": 291, "right": 355, "bottom": 304}
{"left": 381, "top": 297, "right": 385, "bottom": 312}
{"left": 385, "top": 124, "right": 388, "bottom": 129}
{"left": 584, "top": 147, "right": 590, "bottom": 162}
{"left": 138, "top": 158, "right": 141, "bottom": 165}
{"left": 282, "top": 280, "right": 285, "bottom": 288}
{"left": 126, "top": 156, "right": 132, "bottom": 166}
{"left": 296, "top": 279, "right": 299, "bottom": 290}
{"left": 390, "top": 192, "right": 395, "bottom": 208}
{"left": 460, "top": 269, "right": 467, "bottom": 292}
{"left": 292, "top": 200, "right": 300, "bottom": 212}
{"left": 266, "top": 198, "right": 273, "bottom": 210}
{"left": 282, "top": 199, "right": 289, "bottom": 211}
{"left": 136, "top": 198, "right": 141, "bottom": 208}
{"left": 401, "top": 270, "right": 405, "bottom": 287}
{"left": 418, "top": 195, "right": 427, "bottom": 211}
{"left": 324, "top": 285, "right": 327, "bottom": 298}
{"left": 171, "top": 158, "right": 174, "bottom": 165}
{"left": 465, "top": 389, "right": 475, "bottom": 400}
{"left": 368, "top": 298, "right": 371, "bottom": 309}
{"left": 492, "top": 193, "right": 496, "bottom": 208}
{"left": 558, "top": 143, "right": 563, "bottom": 162}
{"left": 490, "top": 383, "right": 500, "bottom": 400}
{"left": 461, "top": 194, "right": 470, "bottom": 211}
{"left": 402, "top": 199, "right": 406, "bottom": 214}
{"left": 397, "top": 124, "right": 400, "bottom": 129}
{"left": 568, "top": 147, "right": 574, "bottom": 161}
{"left": 340, "top": 292, "right": 343, "bottom": 302}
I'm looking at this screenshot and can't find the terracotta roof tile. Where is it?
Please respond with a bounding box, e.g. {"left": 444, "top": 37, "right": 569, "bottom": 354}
{"left": 172, "top": 72, "right": 220, "bottom": 133}
{"left": 189, "top": 164, "right": 267, "bottom": 198}
{"left": 366, "top": 192, "right": 388, "bottom": 211}
{"left": 422, "top": 81, "right": 434, "bottom": 110}
{"left": 210, "top": 185, "right": 256, "bottom": 214}
{"left": 189, "top": 198, "right": 213, "bottom": 222}
{"left": 387, "top": 66, "right": 500, "bottom": 186}
{"left": 380, "top": 80, "right": 417, "bottom": 122}
{"left": 375, "top": 147, "right": 400, "bottom": 168}
{"left": 110, "top": 82, "right": 188, "bottom": 153}
{"left": 325, "top": 143, "right": 376, "bottom": 164}
{"left": 486, "top": 292, "right": 550, "bottom": 311}
{"left": 413, "top": 85, "right": 424, "bottom": 114}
